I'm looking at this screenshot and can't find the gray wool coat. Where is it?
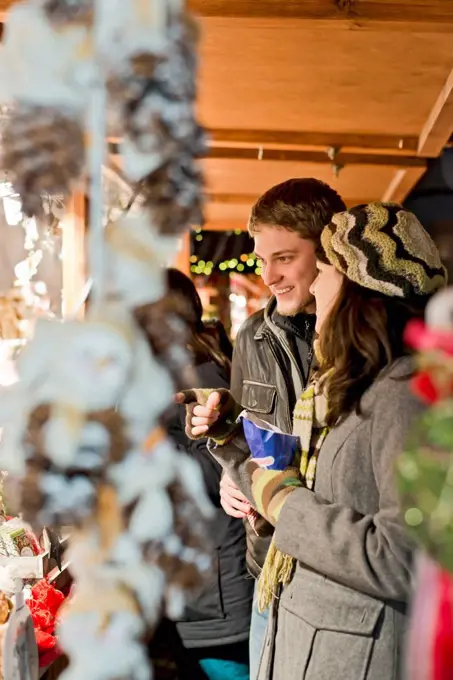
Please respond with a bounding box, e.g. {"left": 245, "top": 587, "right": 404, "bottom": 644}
{"left": 210, "top": 357, "right": 425, "bottom": 680}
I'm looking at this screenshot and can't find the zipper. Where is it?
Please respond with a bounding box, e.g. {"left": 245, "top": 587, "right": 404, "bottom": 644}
{"left": 243, "top": 379, "right": 275, "bottom": 388}
{"left": 305, "top": 317, "right": 315, "bottom": 377}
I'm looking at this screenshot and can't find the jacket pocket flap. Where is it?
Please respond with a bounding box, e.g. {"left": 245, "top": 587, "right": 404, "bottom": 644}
{"left": 282, "top": 572, "right": 384, "bottom": 636}
{"left": 242, "top": 381, "right": 276, "bottom": 414}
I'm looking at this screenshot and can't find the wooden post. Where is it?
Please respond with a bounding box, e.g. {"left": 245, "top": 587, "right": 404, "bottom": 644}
{"left": 61, "top": 192, "right": 86, "bottom": 318}
{"left": 174, "top": 231, "right": 191, "bottom": 276}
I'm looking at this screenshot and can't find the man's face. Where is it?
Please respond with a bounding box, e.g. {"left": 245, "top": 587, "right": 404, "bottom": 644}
{"left": 254, "top": 225, "right": 318, "bottom": 316}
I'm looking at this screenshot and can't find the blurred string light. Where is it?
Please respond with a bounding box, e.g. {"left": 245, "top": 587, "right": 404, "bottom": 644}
{"left": 190, "top": 251, "right": 262, "bottom": 276}
{"left": 191, "top": 226, "right": 263, "bottom": 276}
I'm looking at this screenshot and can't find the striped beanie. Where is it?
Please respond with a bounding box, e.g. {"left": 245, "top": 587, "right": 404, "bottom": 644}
{"left": 321, "top": 202, "right": 447, "bottom": 299}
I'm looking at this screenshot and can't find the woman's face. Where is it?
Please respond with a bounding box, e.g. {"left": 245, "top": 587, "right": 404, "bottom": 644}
{"left": 309, "top": 261, "right": 344, "bottom": 334}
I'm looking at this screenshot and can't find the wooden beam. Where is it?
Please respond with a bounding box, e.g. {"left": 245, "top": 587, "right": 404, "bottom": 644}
{"left": 173, "top": 232, "right": 191, "bottom": 275}
{"left": 61, "top": 192, "right": 86, "bottom": 319}
{"left": 207, "top": 146, "right": 427, "bottom": 169}
{"left": 198, "top": 220, "right": 248, "bottom": 232}
{"left": 110, "top": 130, "right": 419, "bottom": 154}
{"left": 206, "top": 193, "right": 372, "bottom": 208}
{"left": 381, "top": 167, "right": 426, "bottom": 204}
{"left": 2, "top": 0, "right": 453, "bottom": 30}
{"left": 109, "top": 145, "right": 426, "bottom": 169}
{"left": 188, "top": 0, "right": 453, "bottom": 32}
{"left": 418, "top": 68, "right": 453, "bottom": 157}
{"left": 207, "top": 193, "right": 257, "bottom": 205}
{"left": 209, "top": 129, "right": 418, "bottom": 153}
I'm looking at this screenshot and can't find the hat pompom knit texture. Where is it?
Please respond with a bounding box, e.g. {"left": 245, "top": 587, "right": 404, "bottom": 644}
{"left": 321, "top": 202, "right": 447, "bottom": 299}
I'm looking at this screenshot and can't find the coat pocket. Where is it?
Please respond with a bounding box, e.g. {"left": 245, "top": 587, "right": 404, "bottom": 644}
{"left": 242, "top": 381, "right": 276, "bottom": 414}
{"left": 274, "top": 572, "right": 385, "bottom": 680}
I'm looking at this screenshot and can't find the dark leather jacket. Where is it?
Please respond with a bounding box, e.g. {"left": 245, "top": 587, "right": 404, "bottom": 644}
{"left": 230, "top": 297, "right": 315, "bottom": 577}
{"left": 167, "top": 361, "right": 253, "bottom": 648}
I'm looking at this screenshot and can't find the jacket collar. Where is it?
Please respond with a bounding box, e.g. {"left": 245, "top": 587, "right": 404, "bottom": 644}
{"left": 254, "top": 297, "right": 277, "bottom": 340}
{"left": 254, "top": 297, "right": 316, "bottom": 342}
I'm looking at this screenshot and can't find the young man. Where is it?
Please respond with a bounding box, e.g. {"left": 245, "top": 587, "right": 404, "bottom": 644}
{"left": 183, "top": 178, "right": 346, "bottom": 678}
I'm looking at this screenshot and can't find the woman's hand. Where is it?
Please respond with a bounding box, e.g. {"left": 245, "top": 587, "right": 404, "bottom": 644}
{"left": 219, "top": 473, "right": 251, "bottom": 518}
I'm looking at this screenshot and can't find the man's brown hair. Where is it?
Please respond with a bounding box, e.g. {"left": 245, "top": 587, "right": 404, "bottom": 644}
{"left": 248, "top": 178, "right": 346, "bottom": 241}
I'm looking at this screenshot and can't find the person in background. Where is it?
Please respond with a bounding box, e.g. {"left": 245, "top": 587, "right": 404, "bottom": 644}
{"left": 184, "top": 203, "right": 447, "bottom": 679}
{"left": 164, "top": 268, "right": 253, "bottom": 680}
{"left": 205, "top": 178, "right": 346, "bottom": 678}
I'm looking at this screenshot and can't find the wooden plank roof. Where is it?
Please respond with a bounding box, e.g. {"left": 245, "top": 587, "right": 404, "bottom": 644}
{"left": 1, "top": 0, "right": 453, "bottom": 229}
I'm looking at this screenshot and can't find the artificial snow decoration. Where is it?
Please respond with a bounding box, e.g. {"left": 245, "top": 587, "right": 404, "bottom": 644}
{"left": 0, "top": 1, "right": 92, "bottom": 215}
{"left": 104, "top": 216, "right": 179, "bottom": 308}
{"left": 0, "top": 2, "right": 92, "bottom": 111}
{"left": 103, "top": 1, "right": 206, "bottom": 236}
{"left": 0, "top": 0, "right": 209, "bottom": 677}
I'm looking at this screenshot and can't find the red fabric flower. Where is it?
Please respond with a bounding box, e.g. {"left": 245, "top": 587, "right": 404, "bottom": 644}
{"left": 412, "top": 372, "right": 440, "bottom": 404}
{"left": 39, "top": 648, "right": 62, "bottom": 670}
{"left": 28, "top": 604, "right": 53, "bottom": 633}
{"left": 35, "top": 630, "right": 56, "bottom": 652}
{"left": 28, "top": 578, "right": 66, "bottom": 664}
{"left": 31, "top": 579, "right": 64, "bottom": 618}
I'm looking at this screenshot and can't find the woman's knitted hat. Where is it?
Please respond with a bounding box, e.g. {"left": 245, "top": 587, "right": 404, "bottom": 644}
{"left": 321, "top": 202, "right": 447, "bottom": 299}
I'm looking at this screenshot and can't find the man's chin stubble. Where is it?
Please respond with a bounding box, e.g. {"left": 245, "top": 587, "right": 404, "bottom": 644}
{"left": 276, "top": 293, "right": 316, "bottom": 317}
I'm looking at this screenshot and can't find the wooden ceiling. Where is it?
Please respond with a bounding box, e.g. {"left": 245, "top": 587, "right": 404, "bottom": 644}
{"left": 193, "top": 0, "right": 453, "bottom": 230}
{"left": 2, "top": 0, "right": 453, "bottom": 231}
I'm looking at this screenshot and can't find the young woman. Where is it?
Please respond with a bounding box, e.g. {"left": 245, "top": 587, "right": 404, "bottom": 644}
{"left": 163, "top": 268, "right": 253, "bottom": 680}
{"left": 182, "top": 204, "right": 447, "bottom": 680}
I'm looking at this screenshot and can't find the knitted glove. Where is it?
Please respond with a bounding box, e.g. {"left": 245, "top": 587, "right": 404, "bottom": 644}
{"left": 178, "top": 388, "right": 242, "bottom": 443}
{"left": 248, "top": 460, "right": 302, "bottom": 527}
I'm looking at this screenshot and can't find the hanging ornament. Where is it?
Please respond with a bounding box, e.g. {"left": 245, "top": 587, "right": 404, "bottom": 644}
{"left": 0, "top": 1, "right": 211, "bottom": 679}
{"left": 0, "top": 2, "right": 93, "bottom": 216}
{"left": 102, "top": 0, "right": 206, "bottom": 236}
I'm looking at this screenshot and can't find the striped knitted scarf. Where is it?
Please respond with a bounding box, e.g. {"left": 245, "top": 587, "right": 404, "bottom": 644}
{"left": 256, "top": 374, "right": 330, "bottom": 612}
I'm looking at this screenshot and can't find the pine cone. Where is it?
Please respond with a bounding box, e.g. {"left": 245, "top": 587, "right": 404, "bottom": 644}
{"left": 144, "top": 478, "right": 212, "bottom": 603}
{"left": 140, "top": 154, "right": 204, "bottom": 236}
{"left": 42, "top": 0, "right": 93, "bottom": 24}
{"left": 20, "top": 404, "right": 128, "bottom": 527}
{"left": 153, "top": 15, "right": 199, "bottom": 104}
{"left": 2, "top": 105, "right": 85, "bottom": 217}
{"left": 133, "top": 296, "right": 197, "bottom": 391}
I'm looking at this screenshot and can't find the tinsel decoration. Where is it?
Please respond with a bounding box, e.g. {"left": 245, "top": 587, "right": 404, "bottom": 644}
{"left": 1, "top": 106, "right": 85, "bottom": 217}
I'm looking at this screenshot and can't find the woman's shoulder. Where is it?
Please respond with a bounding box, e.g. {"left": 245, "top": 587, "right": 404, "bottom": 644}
{"left": 365, "top": 356, "right": 421, "bottom": 413}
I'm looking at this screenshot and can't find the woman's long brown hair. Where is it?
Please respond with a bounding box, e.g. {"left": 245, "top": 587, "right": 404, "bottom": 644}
{"left": 316, "top": 271, "right": 430, "bottom": 427}
{"left": 166, "top": 268, "right": 232, "bottom": 377}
